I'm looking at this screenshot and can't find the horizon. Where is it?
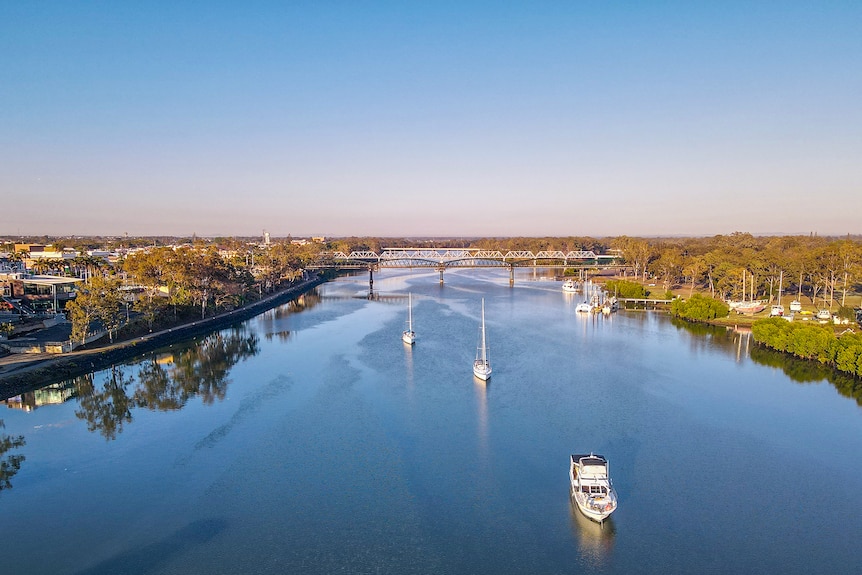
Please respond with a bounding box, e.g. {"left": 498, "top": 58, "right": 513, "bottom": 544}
{"left": 2, "top": 2, "right": 860, "bottom": 237}
{"left": 3, "top": 231, "right": 860, "bottom": 244}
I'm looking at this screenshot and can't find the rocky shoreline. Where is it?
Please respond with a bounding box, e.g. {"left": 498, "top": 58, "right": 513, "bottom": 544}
{"left": 0, "top": 276, "right": 325, "bottom": 400}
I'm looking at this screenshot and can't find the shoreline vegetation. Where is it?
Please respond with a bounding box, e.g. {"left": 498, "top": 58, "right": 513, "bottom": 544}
{"left": 0, "top": 275, "right": 325, "bottom": 399}
{"left": 2, "top": 232, "right": 861, "bottom": 395}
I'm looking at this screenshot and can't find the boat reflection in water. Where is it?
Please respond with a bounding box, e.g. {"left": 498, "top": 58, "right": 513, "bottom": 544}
{"left": 569, "top": 492, "right": 615, "bottom": 568}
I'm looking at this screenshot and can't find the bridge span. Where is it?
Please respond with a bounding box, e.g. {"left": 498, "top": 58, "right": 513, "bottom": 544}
{"left": 309, "top": 247, "right": 625, "bottom": 290}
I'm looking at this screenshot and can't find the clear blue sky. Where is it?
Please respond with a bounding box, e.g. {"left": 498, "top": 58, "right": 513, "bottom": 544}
{"left": 2, "top": 1, "right": 860, "bottom": 238}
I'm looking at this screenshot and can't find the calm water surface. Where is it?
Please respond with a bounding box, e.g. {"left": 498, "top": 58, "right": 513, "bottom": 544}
{"left": 2, "top": 270, "right": 862, "bottom": 574}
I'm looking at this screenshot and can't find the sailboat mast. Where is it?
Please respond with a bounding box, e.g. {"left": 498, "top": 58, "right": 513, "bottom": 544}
{"left": 778, "top": 271, "right": 783, "bottom": 306}
{"left": 408, "top": 293, "right": 412, "bottom": 331}
{"left": 480, "top": 299, "right": 487, "bottom": 363}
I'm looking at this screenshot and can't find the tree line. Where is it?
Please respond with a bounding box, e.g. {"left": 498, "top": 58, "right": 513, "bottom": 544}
{"left": 752, "top": 317, "right": 862, "bottom": 377}
{"left": 64, "top": 240, "right": 326, "bottom": 345}
{"left": 8, "top": 233, "right": 861, "bottom": 347}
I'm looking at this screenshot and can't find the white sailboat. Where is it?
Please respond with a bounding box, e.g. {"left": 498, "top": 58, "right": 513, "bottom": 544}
{"left": 473, "top": 298, "right": 492, "bottom": 381}
{"left": 576, "top": 279, "right": 594, "bottom": 312}
{"left": 771, "top": 270, "right": 785, "bottom": 316}
{"left": 790, "top": 269, "right": 803, "bottom": 312}
{"left": 402, "top": 292, "right": 416, "bottom": 345}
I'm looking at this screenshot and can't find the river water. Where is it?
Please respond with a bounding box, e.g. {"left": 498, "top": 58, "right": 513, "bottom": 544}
{"left": 2, "top": 269, "right": 861, "bottom": 574}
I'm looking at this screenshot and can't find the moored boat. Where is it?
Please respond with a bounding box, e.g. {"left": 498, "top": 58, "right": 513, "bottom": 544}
{"left": 729, "top": 300, "right": 766, "bottom": 314}
{"left": 770, "top": 304, "right": 784, "bottom": 316}
{"left": 402, "top": 292, "right": 416, "bottom": 345}
{"left": 575, "top": 302, "right": 592, "bottom": 313}
{"left": 789, "top": 300, "right": 802, "bottom": 312}
{"left": 570, "top": 453, "right": 617, "bottom": 523}
{"left": 562, "top": 279, "right": 578, "bottom": 293}
{"left": 473, "top": 298, "right": 491, "bottom": 380}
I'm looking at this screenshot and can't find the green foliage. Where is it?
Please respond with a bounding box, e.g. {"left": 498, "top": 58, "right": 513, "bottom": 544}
{"left": 603, "top": 279, "right": 646, "bottom": 299}
{"left": 752, "top": 317, "right": 862, "bottom": 376}
{"left": 67, "top": 275, "right": 126, "bottom": 344}
{"left": 837, "top": 305, "right": 856, "bottom": 321}
{"left": 670, "top": 294, "right": 729, "bottom": 321}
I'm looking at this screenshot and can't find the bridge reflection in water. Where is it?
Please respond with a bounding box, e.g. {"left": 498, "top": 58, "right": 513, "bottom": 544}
{"left": 309, "top": 247, "right": 626, "bottom": 291}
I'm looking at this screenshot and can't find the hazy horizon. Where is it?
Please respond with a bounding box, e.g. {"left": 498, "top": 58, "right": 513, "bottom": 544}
{"left": 2, "top": 2, "right": 860, "bottom": 238}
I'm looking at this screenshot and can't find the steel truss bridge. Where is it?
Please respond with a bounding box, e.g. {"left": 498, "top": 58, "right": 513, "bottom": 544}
{"left": 309, "top": 248, "right": 625, "bottom": 288}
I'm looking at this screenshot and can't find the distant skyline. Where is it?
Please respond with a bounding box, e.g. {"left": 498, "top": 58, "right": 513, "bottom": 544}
{"left": 2, "top": 2, "right": 860, "bottom": 238}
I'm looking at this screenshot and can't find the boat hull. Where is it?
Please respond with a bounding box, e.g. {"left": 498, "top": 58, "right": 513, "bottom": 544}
{"left": 729, "top": 300, "right": 766, "bottom": 314}
{"left": 571, "top": 490, "right": 615, "bottom": 523}
{"left": 473, "top": 361, "right": 491, "bottom": 380}
{"left": 402, "top": 331, "right": 415, "bottom": 345}
{"left": 570, "top": 454, "right": 617, "bottom": 523}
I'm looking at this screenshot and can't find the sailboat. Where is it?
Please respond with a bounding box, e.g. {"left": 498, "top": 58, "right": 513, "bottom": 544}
{"left": 473, "top": 298, "right": 492, "bottom": 381}
{"left": 771, "top": 271, "right": 785, "bottom": 316}
{"left": 790, "top": 269, "right": 803, "bottom": 312}
{"left": 402, "top": 293, "right": 416, "bottom": 345}
{"left": 728, "top": 269, "right": 765, "bottom": 314}
{"left": 576, "top": 280, "right": 593, "bottom": 312}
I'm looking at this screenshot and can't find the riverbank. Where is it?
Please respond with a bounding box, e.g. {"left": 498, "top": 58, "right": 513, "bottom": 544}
{"left": 0, "top": 275, "right": 325, "bottom": 399}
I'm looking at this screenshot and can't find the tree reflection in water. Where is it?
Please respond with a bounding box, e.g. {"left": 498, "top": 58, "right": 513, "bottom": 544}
{"left": 672, "top": 318, "right": 862, "bottom": 407}
{"left": 75, "top": 328, "right": 260, "bottom": 440}
{"left": 0, "top": 419, "right": 26, "bottom": 491}
{"left": 75, "top": 368, "right": 135, "bottom": 440}
{"left": 750, "top": 346, "right": 862, "bottom": 407}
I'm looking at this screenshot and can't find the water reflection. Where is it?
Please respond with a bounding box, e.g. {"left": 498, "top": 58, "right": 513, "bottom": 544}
{"left": 2, "top": 381, "right": 77, "bottom": 412}
{"left": 264, "top": 330, "right": 294, "bottom": 342}
{"left": 402, "top": 339, "right": 414, "bottom": 394}
{"left": 669, "top": 317, "right": 749, "bottom": 359}
{"left": 257, "top": 288, "right": 323, "bottom": 336}
{"left": 135, "top": 328, "right": 258, "bottom": 409}
{"left": 75, "top": 367, "right": 135, "bottom": 440}
{"left": 474, "top": 379, "right": 489, "bottom": 458}
{"left": 750, "top": 346, "right": 862, "bottom": 407}
{"left": 569, "top": 491, "right": 615, "bottom": 568}
{"left": 0, "top": 419, "right": 26, "bottom": 491}
{"left": 672, "top": 317, "right": 862, "bottom": 407}
{"left": 73, "top": 328, "right": 259, "bottom": 440}
{"left": 264, "top": 289, "right": 322, "bottom": 319}
{"left": 71, "top": 518, "right": 227, "bottom": 575}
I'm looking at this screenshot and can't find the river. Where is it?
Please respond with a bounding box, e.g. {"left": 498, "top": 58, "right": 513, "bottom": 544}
{"left": 2, "top": 269, "right": 861, "bottom": 574}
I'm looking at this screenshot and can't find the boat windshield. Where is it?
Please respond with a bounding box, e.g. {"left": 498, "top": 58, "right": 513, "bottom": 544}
{"left": 581, "top": 485, "right": 608, "bottom": 494}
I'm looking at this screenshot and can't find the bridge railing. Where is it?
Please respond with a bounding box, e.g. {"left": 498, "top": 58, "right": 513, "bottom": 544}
{"left": 325, "top": 249, "right": 606, "bottom": 263}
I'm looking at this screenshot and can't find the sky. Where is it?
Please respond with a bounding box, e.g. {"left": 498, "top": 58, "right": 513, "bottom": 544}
{"left": 1, "top": 1, "right": 860, "bottom": 238}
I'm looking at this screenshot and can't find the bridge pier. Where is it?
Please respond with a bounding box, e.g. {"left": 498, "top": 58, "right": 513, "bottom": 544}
{"left": 437, "top": 265, "right": 444, "bottom": 286}
{"left": 509, "top": 265, "right": 515, "bottom": 287}
{"left": 368, "top": 266, "right": 374, "bottom": 297}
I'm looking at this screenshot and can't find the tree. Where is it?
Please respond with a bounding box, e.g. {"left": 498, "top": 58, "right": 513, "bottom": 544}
{"left": 0, "top": 322, "right": 14, "bottom": 339}
{"left": 649, "top": 245, "right": 684, "bottom": 292}
{"left": 682, "top": 255, "right": 707, "bottom": 297}
{"left": 66, "top": 274, "right": 125, "bottom": 344}
{"left": 670, "top": 294, "right": 729, "bottom": 321}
